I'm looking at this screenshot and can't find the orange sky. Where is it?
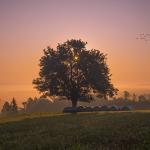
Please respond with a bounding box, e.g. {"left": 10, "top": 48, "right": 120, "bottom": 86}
{"left": 0, "top": 0, "right": 150, "bottom": 106}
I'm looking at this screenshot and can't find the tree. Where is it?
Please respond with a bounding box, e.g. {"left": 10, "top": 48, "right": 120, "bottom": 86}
{"left": 1, "top": 101, "right": 11, "bottom": 114}
{"left": 132, "top": 93, "right": 137, "bottom": 101}
{"left": 123, "top": 91, "right": 130, "bottom": 100}
{"left": 138, "top": 95, "right": 146, "bottom": 102}
{"left": 10, "top": 98, "right": 18, "bottom": 113}
{"left": 22, "top": 101, "right": 27, "bottom": 111}
{"left": 33, "top": 39, "right": 118, "bottom": 107}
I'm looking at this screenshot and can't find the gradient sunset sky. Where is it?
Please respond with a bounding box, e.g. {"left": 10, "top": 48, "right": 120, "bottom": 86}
{"left": 0, "top": 0, "right": 150, "bottom": 105}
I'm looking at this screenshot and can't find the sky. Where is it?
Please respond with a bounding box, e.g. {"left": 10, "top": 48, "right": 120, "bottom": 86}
{"left": 0, "top": 0, "right": 150, "bottom": 106}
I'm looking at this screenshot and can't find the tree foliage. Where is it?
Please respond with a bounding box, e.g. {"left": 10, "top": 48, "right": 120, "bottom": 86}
{"left": 1, "top": 101, "right": 11, "bottom": 114}
{"left": 1, "top": 98, "right": 18, "bottom": 114}
{"left": 11, "top": 98, "right": 18, "bottom": 113}
{"left": 124, "top": 91, "right": 130, "bottom": 100}
{"left": 33, "top": 39, "right": 118, "bottom": 107}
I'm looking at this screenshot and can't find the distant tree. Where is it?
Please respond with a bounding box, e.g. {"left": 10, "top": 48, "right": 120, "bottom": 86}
{"left": 22, "top": 101, "right": 27, "bottom": 111}
{"left": 34, "top": 97, "right": 38, "bottom": 101}
{"left": 25, "top": 97, "right": 34, "bottom": 111}
{"left": 147, "top": 94, "right": 150, "bottom": 101}
{"left": 33, "top": 39, "right": 118, "bottom": 107}
{"left": 138, "top": 95, "right": 146, "bottom": 102}
{"left": 132, "top": 93, "right": 137, "bottom": 101}
{"left": 27, "top": 97, "right": 34, "bottom": 103}
{"left": 123, "top": 91, "right": 130, "bottom": 100}
{"left": 10, "top": 98, "right": 18, "bottom": 113}
{"left": 1, "top": 101, "right": 11, "bottom": 114}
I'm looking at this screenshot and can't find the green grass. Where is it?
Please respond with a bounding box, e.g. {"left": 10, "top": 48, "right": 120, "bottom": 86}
{"left": 0, "top": 111, "right": 150, "bottom": 150}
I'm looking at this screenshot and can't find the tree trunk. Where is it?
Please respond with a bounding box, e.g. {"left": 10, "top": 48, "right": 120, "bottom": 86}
{"left": 71, "top": 99, "right": 78, "bottom": 108}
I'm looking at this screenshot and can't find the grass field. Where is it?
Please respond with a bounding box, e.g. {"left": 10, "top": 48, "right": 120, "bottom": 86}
{"left": 0, "top": 111, "right": 150, "bottom": 150}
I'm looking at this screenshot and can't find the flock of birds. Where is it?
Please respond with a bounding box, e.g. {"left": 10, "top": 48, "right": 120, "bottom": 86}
{"left": 136, "top": 33, "right": 150, "bottom": 42}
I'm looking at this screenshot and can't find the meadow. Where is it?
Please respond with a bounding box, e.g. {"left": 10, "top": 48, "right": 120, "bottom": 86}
{"left": 0, "top": 111, "right": 150, "bottom": 150}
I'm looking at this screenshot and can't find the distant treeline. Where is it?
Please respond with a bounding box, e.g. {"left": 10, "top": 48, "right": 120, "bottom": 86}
{"left": 1, "top": 91, "right": 150, "bottom": 114}
{"left": 100, "top": 91, "right": 150, "bottom": 110}
{"left": 117, "top": 91, "right": 150, "bottom": 102}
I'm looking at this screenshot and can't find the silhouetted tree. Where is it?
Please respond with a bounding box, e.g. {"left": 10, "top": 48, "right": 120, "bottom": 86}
{"left": 33, "top": 39, "right": 118, "bottom": 107}
{"left": 25, "top": 97, "right": 34, "bottom": 112}
{"left": 132, "top": 93, "right": 137, "bottom": 101}
{"left": 22, "top": 101, "right": 27, "bottom": 111}
{"left": 10, "top": 98, "right": 18, "bottom": 113}
{"left": 147, "top": 94, "right": 150, "bottom": 101}
{"left": 138, "top": 95, "right": 146, "bottom": 102}
{"left": 123, "top": 91, "right": 130, "bottom": 100}
{"left": 1, "top": 101, "right": 11, "bottom": 114}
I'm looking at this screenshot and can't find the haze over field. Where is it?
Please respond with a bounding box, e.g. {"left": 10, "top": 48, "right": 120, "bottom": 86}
{"left": 0, "top": 0, "right": 150, "bottom": 105}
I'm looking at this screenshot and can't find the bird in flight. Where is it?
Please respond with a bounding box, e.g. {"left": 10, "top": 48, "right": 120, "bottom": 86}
{"left": 136, "top": 33, "right": 150, "bottom": 42}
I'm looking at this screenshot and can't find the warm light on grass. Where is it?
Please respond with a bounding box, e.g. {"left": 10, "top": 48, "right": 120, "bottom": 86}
{"left": 0, "top": 111, "right": 150, "bottom": 149}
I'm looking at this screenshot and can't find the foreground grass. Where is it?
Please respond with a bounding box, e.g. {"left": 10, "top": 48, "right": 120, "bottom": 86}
{"left": 0, "top": 111, "right": 150, "bottom": 150}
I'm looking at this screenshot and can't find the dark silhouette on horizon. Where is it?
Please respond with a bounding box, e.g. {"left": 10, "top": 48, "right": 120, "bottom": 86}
{"left": 1, "top": 91, "right": 150, "bottom": 114}
{"left": 1, "top": 98, "right": 18, "bottom": 114}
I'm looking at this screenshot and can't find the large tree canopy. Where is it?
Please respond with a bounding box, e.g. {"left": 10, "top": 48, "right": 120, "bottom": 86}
{"left": 33, "top": 39, "right": 118, "bottom": 107}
